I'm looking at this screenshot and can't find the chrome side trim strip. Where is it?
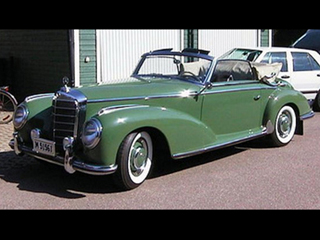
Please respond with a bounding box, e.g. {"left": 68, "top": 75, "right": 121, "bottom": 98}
{"left": 87, "top": 92, "right": 198, "bottom": 104}
{"left": 88, "top": 96, "right": 146, "bottom": 103}
{"left": 98, "top": 104, "right": 149, "bottom": 116}
{"left": 202, "top": 86, "right": 276, "bottom": 96}
{"left": 301, "top": 90, "right": 319, "bottom": 95}
{"left": 87, "top": 82, "right": 275, "bottom": 104}
{"left": 25, "top": 93, "right": 54, "bottom": 103}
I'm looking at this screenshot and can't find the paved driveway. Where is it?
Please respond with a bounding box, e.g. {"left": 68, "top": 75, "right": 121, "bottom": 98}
{"left": 0, "top": 114, "right": 320, "bottom": 209}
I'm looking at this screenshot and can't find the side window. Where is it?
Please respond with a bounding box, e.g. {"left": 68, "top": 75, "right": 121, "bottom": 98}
{"left": 292, "top": 52, "right": 320, "bottom": 71}
{"left": 311, "top": 56, "right": 320, "bottom": 70}
{"left": 211, "top": 60, "right": 254, "bottom": 83}
{"left": 261, "top": 52, "right": 288, "bottom": 72}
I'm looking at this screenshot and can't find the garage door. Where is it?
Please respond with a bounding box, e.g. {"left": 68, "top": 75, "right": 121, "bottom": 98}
{"left": 97, "top": 30, "right": 183, "bottom": 83}
{"left": 199, "top": 30, "right": 259, "bottom": 58}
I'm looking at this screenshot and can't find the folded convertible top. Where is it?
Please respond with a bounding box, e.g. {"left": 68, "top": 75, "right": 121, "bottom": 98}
{"left": 251, "top": 62, "right": 283, "bottom": 82}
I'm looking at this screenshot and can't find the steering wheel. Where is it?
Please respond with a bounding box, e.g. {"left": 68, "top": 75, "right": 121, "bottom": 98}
{"left": 181, "top": 71, "right": 201, "bottom": 81}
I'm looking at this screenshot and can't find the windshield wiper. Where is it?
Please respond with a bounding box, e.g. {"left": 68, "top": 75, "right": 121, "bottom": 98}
{"left": 140, "top": 74, "right": 175, "bottom": 80}
{"left": 132, "top": 75, "right": 151, "bottom": 83}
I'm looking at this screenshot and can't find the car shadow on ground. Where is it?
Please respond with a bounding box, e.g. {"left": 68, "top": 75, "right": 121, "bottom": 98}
{"left": 150, "top": 145, "right": 245, "bottom": 179}
{"left": 0, "top": 151, "right": 119, "bottom": 199}
{"left": 0, "top": 139, "right": 270, "bottom": 198}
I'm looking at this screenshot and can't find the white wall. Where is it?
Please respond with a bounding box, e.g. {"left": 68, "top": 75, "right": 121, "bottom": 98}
{"left": 97, "top": 29, "right": 260, "bottom": 84}
{"left": 97, "top": 30, "right": 183, "bottom": 83}
{"left": 198, "top": 30, "right": 259, "bottom": 58}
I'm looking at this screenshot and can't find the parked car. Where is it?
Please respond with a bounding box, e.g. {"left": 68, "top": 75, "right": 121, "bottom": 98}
{"left": 292, "top": 29, "right": 320, "bottom": 54}
{"left": 10, "top": 48, "right": 314, "bottom": 190}
{"left": 219, "top": 47, "right": 320, "bottom": 110}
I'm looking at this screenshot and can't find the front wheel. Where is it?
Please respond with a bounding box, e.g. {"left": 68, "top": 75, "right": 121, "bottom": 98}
{"left": 114, "top": 131, "right": 153, "bottom": 190}
{"left": 269, "top": 105, "right": 296, "bottom": 147}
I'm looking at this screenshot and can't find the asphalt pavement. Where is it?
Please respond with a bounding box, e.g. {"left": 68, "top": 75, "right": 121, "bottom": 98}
{"left": 1, "top": 114, "right": 320, "bottom": 209}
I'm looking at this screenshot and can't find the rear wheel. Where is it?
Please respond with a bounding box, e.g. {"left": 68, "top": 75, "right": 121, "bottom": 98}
{"left": 313, "top": 91, "right": 320, "bottom": 112}
{"left": 269, "top": 105, "right": 296, "bottom": 147}
{"left": 114, "top": 131, "right": 153, "bottom": 190}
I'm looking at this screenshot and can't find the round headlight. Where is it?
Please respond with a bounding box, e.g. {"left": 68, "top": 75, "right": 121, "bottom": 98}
{"left": 13, "top": 104, "right": 29, "bottom": 129}
{"left": 82, "top": 118, "right": 102, "bottom": 149}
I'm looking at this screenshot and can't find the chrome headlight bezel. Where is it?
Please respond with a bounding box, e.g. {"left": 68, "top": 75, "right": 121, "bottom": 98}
{"left": 13, "top": 104, "right": 29, "bottom": 130}
{"left": 82, "top": 118, "right": 103, "bottom": 149}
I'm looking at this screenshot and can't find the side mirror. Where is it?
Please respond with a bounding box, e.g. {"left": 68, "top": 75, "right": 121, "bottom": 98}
{"left": 194, "top": 82, "right": 213, "bottom": 100}
{"left": 205, "top": 82, "right": 213, "bottom": 89}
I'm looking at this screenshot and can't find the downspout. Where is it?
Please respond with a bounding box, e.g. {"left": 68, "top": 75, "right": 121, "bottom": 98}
{"left": 68, "top": 29, "right": 75, "bottom": 87}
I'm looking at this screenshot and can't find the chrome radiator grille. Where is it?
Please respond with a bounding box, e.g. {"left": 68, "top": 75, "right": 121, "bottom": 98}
{"left": 52, "top": 90, "right": 87, "bottom": 154}
{"left": 53, "top": 97, "right": 78, "bottom": 153}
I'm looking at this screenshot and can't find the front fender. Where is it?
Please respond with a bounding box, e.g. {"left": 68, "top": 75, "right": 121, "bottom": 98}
{"left": 15, "top": 94, "right": 54, "bottom": 143}
{"left": 84, "top": 105, "right": 216, "bottom": 166}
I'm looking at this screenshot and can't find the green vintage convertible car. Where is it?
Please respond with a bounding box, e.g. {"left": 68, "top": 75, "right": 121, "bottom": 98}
{"left": 10, "top": 48, "right": 314, "bottom": 190}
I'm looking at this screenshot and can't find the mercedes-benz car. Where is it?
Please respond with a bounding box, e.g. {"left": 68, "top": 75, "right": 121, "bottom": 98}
{"left": 10, "top": 48, "right": 314, "bottom": 190}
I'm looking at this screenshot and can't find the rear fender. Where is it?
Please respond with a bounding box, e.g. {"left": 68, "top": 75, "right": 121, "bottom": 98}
{"left": 263, "top": 89, "right": 311, "bottom": 135}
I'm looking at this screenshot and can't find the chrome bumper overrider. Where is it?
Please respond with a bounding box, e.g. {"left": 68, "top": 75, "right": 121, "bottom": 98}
{"left": 300, "top": 111, "right": 315, "bottom": 121}
{"left": 10, "top": 133, "right": 118, "bottom": 176}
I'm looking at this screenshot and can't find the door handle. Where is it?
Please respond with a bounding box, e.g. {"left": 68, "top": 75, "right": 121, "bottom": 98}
{"left": 317, "top": 74, "right": 320, "bottom": 77}
{"left": 254, "top": 95, "right": 261, "bottom": 101}
{"left": 281, "top": 75, "right": 290, "bottom": 79}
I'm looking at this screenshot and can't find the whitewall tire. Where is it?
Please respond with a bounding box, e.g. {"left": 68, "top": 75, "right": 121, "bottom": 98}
{"left": 114, "top": 131, "right": 153, "bottom": 190}
{"left": 270, "top": 105, "right": 296, "bottom": 147}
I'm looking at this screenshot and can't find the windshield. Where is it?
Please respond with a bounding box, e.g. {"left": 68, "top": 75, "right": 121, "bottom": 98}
{"left": 219, "top": 48, "right": 262, "bottom": 62}
{"left": 133, "top": 55, "right": 212, "bottom": 83}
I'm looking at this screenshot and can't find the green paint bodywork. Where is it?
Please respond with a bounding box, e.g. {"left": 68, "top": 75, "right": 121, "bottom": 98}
{"left": 14, "top": 75, "right": 313, "bottom": 171}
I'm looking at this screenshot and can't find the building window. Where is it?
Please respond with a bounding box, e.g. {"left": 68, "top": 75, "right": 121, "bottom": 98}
{"left": 184, "top": 29, "right": 198, "bottom": 62}
{"left": 260, "top": 29, "right": 271, "bottom": 47}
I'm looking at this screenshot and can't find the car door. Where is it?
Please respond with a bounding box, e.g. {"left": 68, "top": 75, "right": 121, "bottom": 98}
{"left": 201, "top": 60, "right": 263, "bottom": 144}
{"left": 289, "top": 51, "right": 320, "bottom": 100}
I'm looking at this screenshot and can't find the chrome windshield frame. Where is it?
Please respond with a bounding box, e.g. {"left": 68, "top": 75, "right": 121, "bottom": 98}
{"left": 132, "top": 48, "right": 215, "bottom": 85}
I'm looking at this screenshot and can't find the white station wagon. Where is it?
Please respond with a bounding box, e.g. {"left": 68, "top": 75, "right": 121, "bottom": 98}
{"left": 220, "top": 47, "right": 320, "bottom": 110}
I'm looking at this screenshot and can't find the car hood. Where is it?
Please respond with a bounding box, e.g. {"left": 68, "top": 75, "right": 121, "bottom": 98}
{"left": 75, "top": 77, "right": 202, "bottom": 101}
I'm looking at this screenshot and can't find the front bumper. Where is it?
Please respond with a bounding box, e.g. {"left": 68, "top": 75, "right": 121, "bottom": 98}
{"left": 9, "top": 133, "right": 118, "bottom": 176}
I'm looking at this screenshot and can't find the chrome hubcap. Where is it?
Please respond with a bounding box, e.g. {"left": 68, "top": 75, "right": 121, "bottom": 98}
{"left": 278, "top": 111, "right": 292, "bottom": 138}
{"left": 130, "top": 139, "right": 148, "bottom": 176}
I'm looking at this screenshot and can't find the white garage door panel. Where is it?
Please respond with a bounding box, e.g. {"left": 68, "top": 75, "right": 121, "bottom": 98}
{"left": 98, "top": 30, "right": 182, "bottom": 83}
{"left": 199, "top": 30, "right": 258, "bottom": 58}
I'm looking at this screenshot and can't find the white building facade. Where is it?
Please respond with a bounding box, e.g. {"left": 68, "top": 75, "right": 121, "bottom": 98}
{"left": 74, "top": 29, "right": 272, "bottom": 86}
